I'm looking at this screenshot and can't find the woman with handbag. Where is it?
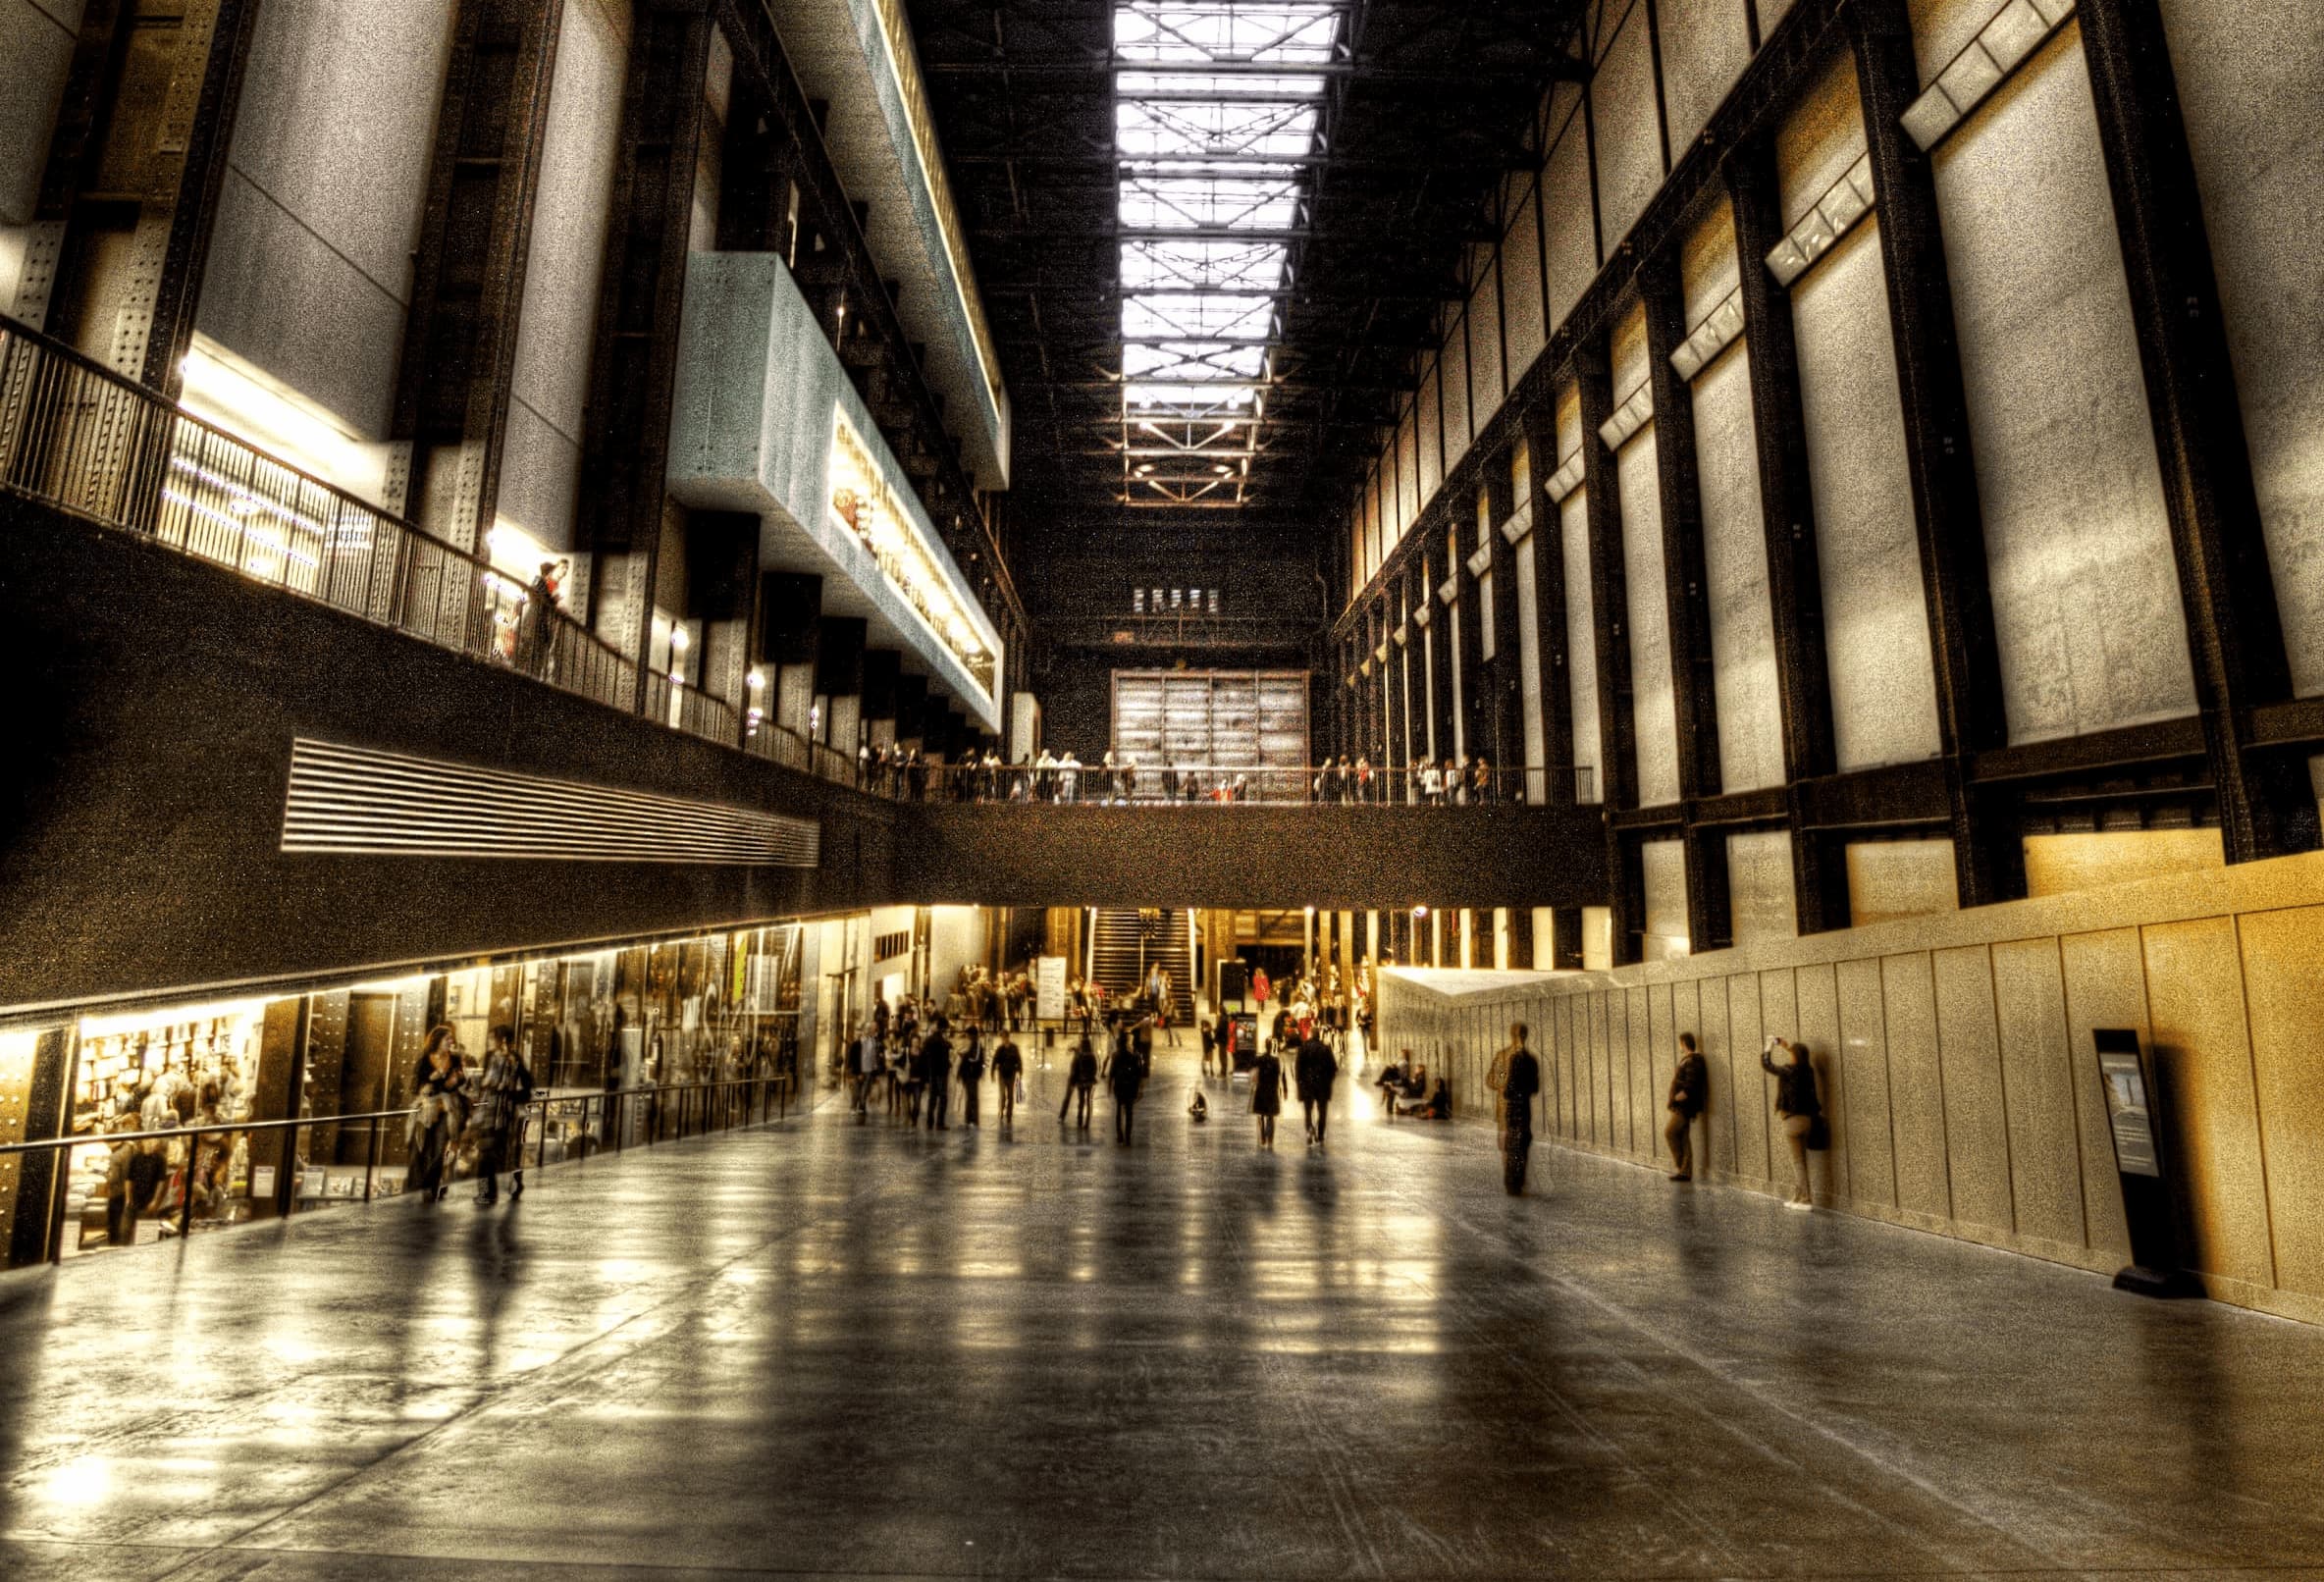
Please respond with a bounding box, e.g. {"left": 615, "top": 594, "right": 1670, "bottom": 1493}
{"left": 1762, "top": 1035, "right": 1823, "bottom": 1210}
{"left": 405, "top": 1027, "right": 468, "bottom": 1201}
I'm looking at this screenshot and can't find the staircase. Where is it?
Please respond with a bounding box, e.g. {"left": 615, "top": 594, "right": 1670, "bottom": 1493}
{"left": 1089, "top": 908, "right": 1196, "bottom": 1021}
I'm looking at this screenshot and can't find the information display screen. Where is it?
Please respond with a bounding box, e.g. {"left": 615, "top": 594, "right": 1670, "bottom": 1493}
{"left": 2094, "top": 1029, "right": 2160, "bottom": 1179}
{"left": 1035, "top": 957, "right": 1067, "bottom": 1024}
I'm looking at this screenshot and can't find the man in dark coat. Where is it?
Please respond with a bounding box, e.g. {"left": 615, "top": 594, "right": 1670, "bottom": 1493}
{"left": 1294, "top": 1029, "right": 1339, "bottom": 1145}
{"left": 1490, "top": 1023, "right": 1542, "bottom": 1194}
{"left": 919, "top": 1016, "right": 954, "bottom": 1131}
{"left": 1104, "top": 1026, "right": 1146, "bottom": 1144}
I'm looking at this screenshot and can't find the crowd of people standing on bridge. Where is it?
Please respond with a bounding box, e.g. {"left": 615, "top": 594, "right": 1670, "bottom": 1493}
{"left": 850, "top": 742, "right": 1520, "bottom": 805}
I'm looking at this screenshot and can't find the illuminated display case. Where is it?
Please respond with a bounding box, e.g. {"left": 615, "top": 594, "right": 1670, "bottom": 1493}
{"left": 826, "top": 411, "right": 996, "bottom": 699}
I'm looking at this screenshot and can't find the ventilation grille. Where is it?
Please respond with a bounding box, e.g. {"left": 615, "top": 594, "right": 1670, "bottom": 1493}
{"left": 282, "top": 739, "right": 819, "bottom": 867}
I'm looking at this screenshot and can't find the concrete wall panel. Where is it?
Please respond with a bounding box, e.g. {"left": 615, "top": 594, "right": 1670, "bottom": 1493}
{"left": 1442, "top": 329, "right": 1471, "bottom": 473}
{"left": 1543, "top": 103, "right": 1598, "bottom": 330}
{"left": 1935, "top": 30, "right": 2193, "bottom": 744}
{"left": 0, "top": 0, "right": 80, "bottom": 226}
{"left": 1847, "top": 838, "right": 1961, "bottom": 926}
{"left": 1837, "top": 954, "right": 1896, "bottom": 1206}
{"left": 1727, "top": 971, "right": 1769, "bottom": 1182}
{"left": 1695, "top": 343, "right": 1785, "bottom": 791}
{"left": 1991, "top": 936, "right": 2088, "bottom": 1251}
{"left": 504, "top": 0, "right": 630, "bottom": 553}
{"left": 1728, "top": 828, "right": 1800, "bottom": 946}
{"left": 1658, "top": 0, "right": 1753, "bottom": 155}
{"left": 1593, "top": 0, "right": 1665, "bottom": 247}
{"left": 1627, "top": 982, "right": 1653, "bottom": 1153}
{"left": 2158, "top": 0, "right": 2324, "bottom": 693}
{"left": 1882, "top": 952, "right": 1951, "bottom": 1220}
{"left": 2140, "top": 918, "right": 2273, "bottom": 1290}
{"left": 1561, "top": 487, "right": 1602, "bottom": 796}
{"left": 1417, "top": 365, "right": 1443, "bottom": 502}
{"left": 1516, "top": 534, "right": 1546, "bottom": 800}
{"left": 1795, "top": 960, "right": 1846, "bottom": 1200}
{"left": 1621, "top": 430, "right": 1681, "bottom": 808}
{"left": 1792, "top": 224, "right": 1942, "bottom": 769}
{"left": 1470, "top": 263, "right": 1505, "bottom": 435}
{"left": 1932, "top": 943, "right": 2013, "bottom": 1234}
{"left": 198, "top": 0, "right": 458, "bottom": 439}
{"left": 1777, "top": 54, "right": 1867, "bottom": 228}
{"left": 1504, "top": 187, "right": 1548, "bottom": 384}
{"left": 1642, "top": 836, "right": 1689, "bottom": 962}
{"left": 2057, "top": 926, "right": 2143, "bottom": 1261}
{"left": 1681, "top": 200, "right": 1744, "bottom": 335}
{"left": 1692, "top": 963, "right": 1732, "bottom": 1170}
{"left": 2236, "top": 906, "right": 2324, "bottom": 1299}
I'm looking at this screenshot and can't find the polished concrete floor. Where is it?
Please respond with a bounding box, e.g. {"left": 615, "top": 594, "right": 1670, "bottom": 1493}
{"left": 3, "top": 1044, "right": 2322, "bottom": 1582}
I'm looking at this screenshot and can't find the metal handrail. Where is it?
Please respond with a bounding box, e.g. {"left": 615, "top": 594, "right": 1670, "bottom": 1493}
{"left": 4, "top": 1073, "right": 802, "bottom": 1265}
{"left": 877, "top": 761, "right": 1591, "bottom": 806}
{"left": 0, "top": 1074, "right": 796, "bottom": 1160}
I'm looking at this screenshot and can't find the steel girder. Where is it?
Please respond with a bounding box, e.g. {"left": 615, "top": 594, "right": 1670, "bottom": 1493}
{"left": 901, "top": 0, "right": 1585, "bottom": 528}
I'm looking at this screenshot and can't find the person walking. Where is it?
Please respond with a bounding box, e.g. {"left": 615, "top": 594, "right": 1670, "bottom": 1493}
{"left": 1061, "top": 1032, "right": 1098, "bottom": 1130}
{"left": 1488, "top": 1023, "right": 1542, "bottom": 1194}
{"left": 920, "top": 1016, "right": 954, "bottom": 1131}
{"left": 1294, "top": 1027, "right": 1339, "bottom": 1145}
{"left": 405, "top": 1027, "right": 469, "bottom": 1201}
{"left": 1250, "top": 1041, "right": 1285, "bottom": 1149}
{"left": 1763, "top": 1035, "right": 1822, "bottom": 1208}
{"left": 1105, "top": 1024, "right": 1147, "bottom": 1144}
{"left": 992, "top": 1030, "right": 1022, "bottom": 1125}
{"left": 471, "top": 1025, "right": 535, "bottom": 1205}
{"left": 853, "top": 1022, "right": 883, "bottom": 1119}
{"left": 956, "top": 1028, "right": 986, "bottom": 1128}
{"left": 1665, "top": 1031, "right": 1709, "bottom": 1181}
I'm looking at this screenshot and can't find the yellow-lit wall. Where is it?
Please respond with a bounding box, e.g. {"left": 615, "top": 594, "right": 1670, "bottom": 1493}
{"left": 1381, "top": 847, "right": 2324, "bottom": 1327}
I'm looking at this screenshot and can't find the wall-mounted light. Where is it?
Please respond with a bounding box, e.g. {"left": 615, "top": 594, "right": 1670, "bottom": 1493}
{"left": 1903, "top": 0, "right": 2077, "bottom": 151}
{"left": 746, "top": 669, "right": 765, "bottom": 690}
{"left": 1766, "top": 153, "right": 1876, "bottom": 288}
{"left": 1597, "top": 381, "right": 1656, "bottom": 451}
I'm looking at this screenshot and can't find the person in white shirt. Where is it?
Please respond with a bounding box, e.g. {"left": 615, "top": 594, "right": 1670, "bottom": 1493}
{"left": 1059, "top": 752, "right": 1081, "bottom": 804}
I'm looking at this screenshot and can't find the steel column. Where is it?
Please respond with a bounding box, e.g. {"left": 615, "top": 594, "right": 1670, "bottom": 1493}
{"left": 390, "top": 0, "right": 568, "bottom": 553}
{"left": 2076, "top": 0, "right": 2320, "bottom": 865}
{"left": 1724, "top": 133, "right": 1849, "bottom": 932}
{"left": 1847, "top": 0, "right": 2020, "bottom": 908}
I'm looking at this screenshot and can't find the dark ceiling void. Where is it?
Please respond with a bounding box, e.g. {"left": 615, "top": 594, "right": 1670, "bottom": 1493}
{"left": 904, "top": 1, "right": 1584, "bottom": 549}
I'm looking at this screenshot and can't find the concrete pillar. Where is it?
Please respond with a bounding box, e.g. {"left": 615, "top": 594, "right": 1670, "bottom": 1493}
{"left": 817, "top": 617, "right": 867, "bottom": 753}
{"left": 758, "top": 572, "right": 822, "bottom": 740}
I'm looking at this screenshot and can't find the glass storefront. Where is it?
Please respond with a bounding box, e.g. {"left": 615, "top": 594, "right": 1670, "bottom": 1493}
{"left": 0, "top": 922, "right": 811, "bottom": 1268}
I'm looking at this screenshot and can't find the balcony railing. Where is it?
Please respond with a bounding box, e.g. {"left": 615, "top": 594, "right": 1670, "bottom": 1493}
{"left": 867, "top": 760, "right": 1587, "bottom": 807}
{"left": 0, "top": 314, "right": 857, "bottom": 789}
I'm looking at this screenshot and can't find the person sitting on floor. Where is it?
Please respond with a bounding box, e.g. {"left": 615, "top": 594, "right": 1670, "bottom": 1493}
{"left": 1399, "top": 1062, "right": 1430, "bottom": 1105}
{"left": 1375, "top": 1053, "right": 1411, "bottom": 1115}
{"left": 1410, "top": 1079, "right": 1452, "bottom": 1120}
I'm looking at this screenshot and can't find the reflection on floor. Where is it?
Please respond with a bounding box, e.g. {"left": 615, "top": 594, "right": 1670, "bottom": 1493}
{"left": 2, "top": 1043, "right": 2321, "bottom": 1581}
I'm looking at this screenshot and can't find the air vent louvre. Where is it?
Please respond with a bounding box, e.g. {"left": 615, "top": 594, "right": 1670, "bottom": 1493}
{"left": 282, "top": 739, "right": 819, "bottom": 867}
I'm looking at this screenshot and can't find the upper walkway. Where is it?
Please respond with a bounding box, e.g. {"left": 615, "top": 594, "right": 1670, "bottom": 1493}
{"left": 3, "top": 1049, "right": 2319, "bottom": 1580}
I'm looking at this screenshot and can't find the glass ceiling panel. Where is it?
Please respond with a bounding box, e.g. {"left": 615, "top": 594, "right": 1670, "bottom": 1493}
{"left": 1123, "top": 293, "right": 1276, "bottom": 340}
{"left": 1117, "top": 99, "right": 1319, "bottom": 159}
{"left": 1113, "top": 3, "right": 1345, "bottom": 504}
{"left": 1124, "top": 341, "right": 1270, "bottom": 380}
{"left": 1115, "top": 4, "right": 1342, "bottom": 65}
{"left": 1116, "top": 71, "right": 1326, "bottom": 98}
{"left": 1119, "top": 175, "right": 1301, "bottom": 231}
{"left": 1125, "top": 382, "right": 1262, "bottom": 413}
{"left": 1119, "top": 239, "right": 1290, "bottom": 291}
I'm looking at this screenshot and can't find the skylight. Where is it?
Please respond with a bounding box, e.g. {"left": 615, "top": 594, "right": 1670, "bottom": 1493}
{"left": 1112, "top": 2, "right": 1344, "bottom": 508}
